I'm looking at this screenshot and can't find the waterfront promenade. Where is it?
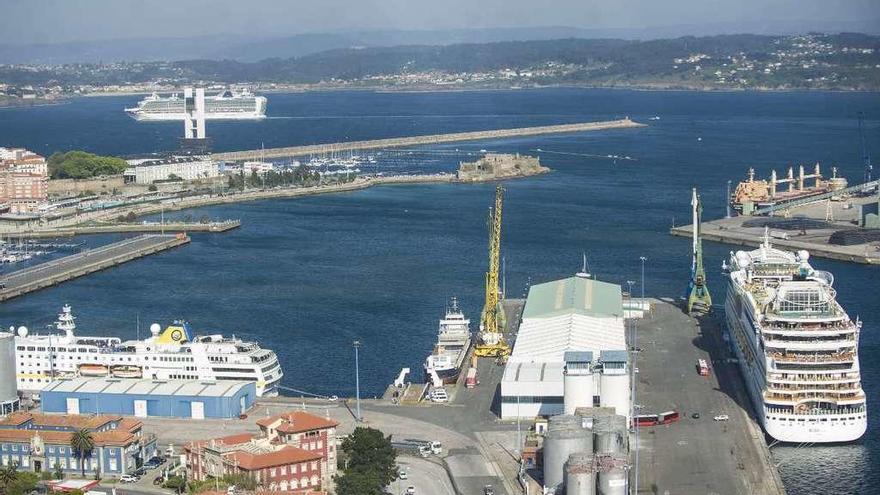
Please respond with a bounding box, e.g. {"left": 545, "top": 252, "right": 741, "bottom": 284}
{"left": 211, "top": 118, "right": 645, "bottom": 161}
{"left": 0, "top": 234, "right": 190, "bottom": 301}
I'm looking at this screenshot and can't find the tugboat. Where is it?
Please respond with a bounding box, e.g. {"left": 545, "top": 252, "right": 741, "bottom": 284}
{"left": 424, "top": 298, "right": 472, "bottom": 384}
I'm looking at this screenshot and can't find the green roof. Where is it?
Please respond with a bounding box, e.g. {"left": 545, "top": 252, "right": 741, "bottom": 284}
{"left": 522, "top": 276, "right": 623, "bottom": 319}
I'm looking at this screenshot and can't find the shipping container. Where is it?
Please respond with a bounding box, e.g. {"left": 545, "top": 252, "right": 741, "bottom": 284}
{"left": 465, "top": 367, "right": 478, "bottom": 388}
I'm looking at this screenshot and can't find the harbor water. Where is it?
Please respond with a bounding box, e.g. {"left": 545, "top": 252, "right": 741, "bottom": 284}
{"left": 1, "top": 88, "right": 879, "bottom": 493}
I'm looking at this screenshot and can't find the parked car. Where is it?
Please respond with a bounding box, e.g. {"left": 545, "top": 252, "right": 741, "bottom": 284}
{"left": 405, "top": 487, "right": 416, "bottom": 495}
{"left": 418, "top": 445, "right": 430, "bottom": 458}
{"left": 397, "top": 468, "right": 408, "bottom": 480}
{"left": 153, "top": 476, "right": 165, "bottom": 486}
{"left": 119, "top": 474, "right": 139, "bottom": 483}
{"left": 714, "top": 414, "right": 730, "bottom": 421}
{"left": 484, "top": 485, "right": 495, "bottom": 495}
{"left": 430, "top": 441, "right": 443, "bottom": 455}
{"left": 429, "top": 388, "right": 448, "bottom": 403}
{"left": 133, "top": 466, "right": 147, "bottom": 476}
{"left": 691, "top": 412, "right": 700, "bottom": 419}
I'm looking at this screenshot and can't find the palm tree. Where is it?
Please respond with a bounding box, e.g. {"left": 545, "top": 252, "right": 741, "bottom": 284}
{"left": 0, "top": 461, "right": 19, "bottom": 489}
{"left": 70, "top": 429, "right": 95, "bottom": 478}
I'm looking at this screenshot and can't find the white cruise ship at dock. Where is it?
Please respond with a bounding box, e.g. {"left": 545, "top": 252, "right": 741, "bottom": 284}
{"left": 724, "top": 231, "right": 867, "bottom": 443}
{"left": 125, "top": 88, "right": 267, "bottom": 121}
{"left": 11, "top": 305, "right": 282, "bottom": 397}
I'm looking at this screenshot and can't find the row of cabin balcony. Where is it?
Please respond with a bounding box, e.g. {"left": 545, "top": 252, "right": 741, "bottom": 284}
{"left": 766, "top": 382, "right": 863, "bottom": 394}
{"left": 764, "top": 390, "right": 865, "bottom": 404}
{"left": 769, "top": 350, "right": 855, "bottom": 363}
{"left": 768, "top": 371, "right": 861, "bottom": 383}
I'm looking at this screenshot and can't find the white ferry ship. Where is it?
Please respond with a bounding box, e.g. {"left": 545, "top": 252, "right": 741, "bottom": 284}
{"left": 424, "top": 298, "right": 472, "bottom": 384}
{"left": 12, "top": 305, "right": 282, "bottom": 397}
{"left": 724, "top": 231, "right": 867, "bottom": 442}
{"left": 125, "top": 88, "right": 267, "bottom": 120}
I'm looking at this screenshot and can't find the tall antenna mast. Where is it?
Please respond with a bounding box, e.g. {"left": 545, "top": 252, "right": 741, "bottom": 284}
{"left": 858, "top": 112, "right": 873, "bottom": 183}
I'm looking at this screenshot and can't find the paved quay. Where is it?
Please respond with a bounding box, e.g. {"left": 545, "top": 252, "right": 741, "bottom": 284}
{"left": 0, "top": 234, "right": 190, "bottom": 301}
{"left": 671, "top": 194, "right": 880, "bottom": 264}
{"left": 211, "top": 118, "right": 646, "bottom": 161}
{"left": 634, "top": 299, "right": 786, "bottom": 495}
{"left": 9, "top": 220, "right": 240, "bottom": 238}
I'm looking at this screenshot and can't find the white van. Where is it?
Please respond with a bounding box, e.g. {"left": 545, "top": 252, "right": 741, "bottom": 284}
{"left": 429, "top": 388, "right": 448, "bottom": 403}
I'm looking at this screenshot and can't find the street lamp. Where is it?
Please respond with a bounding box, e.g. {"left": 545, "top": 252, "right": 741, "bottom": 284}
{"left": 353, "top": 340, "right": 362, "bottom": 422}
{"left": 639, "top": 256, "right": 647, "bottom": 304}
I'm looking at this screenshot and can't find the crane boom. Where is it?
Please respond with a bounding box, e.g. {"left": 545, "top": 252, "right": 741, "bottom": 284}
{"left": 475, "top": 184, "right": 510, "bottom": 358}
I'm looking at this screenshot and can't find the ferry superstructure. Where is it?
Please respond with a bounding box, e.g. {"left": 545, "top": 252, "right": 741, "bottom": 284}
{"left": 12, "top": 306, "right": 282, "bottom": 397}
{"left": 424, "top": 298, "right": 472, "bottom": 384}
{"left": 724, "top": 232, "right": 867, "bottom": 442}
{"left": 125, "top": 89, "right": 267, "bottom": 120}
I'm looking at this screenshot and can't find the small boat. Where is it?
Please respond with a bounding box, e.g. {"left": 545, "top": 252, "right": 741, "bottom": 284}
{"left": 78, "top": 363, "right": 110, "bottom": 377}
{"left": 110, "top": 365, "right": 143, "bottom": 378}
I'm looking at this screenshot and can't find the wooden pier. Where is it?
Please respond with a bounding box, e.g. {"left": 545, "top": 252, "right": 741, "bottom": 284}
{"left": 0, "top": 234, "right": 190, "bottom": 301}
{"left": 211, "top": 118, "right": 645, "bottom": 161}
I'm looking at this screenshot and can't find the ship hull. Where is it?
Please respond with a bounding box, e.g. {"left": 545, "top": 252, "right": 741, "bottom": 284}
{"left": 126, "top": 111, "right": 266, "bottom": 121}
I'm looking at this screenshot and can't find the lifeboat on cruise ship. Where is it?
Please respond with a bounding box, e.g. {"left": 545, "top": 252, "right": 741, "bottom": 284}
{"left": 78, "top": 364, "right": 110, "bottom": 377}
{"left": 110, "top": 365, "right": 143, "bottom": 378}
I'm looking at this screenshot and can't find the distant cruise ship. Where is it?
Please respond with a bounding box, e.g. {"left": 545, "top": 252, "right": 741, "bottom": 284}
{"left": 12, "top": 305, "right": 282, "bottom": 397}
{"left": 125, "top": 88, "right": 267, "bottom": 120}
{"left": 724, "top": 231, "right": 867, "bottom": 442}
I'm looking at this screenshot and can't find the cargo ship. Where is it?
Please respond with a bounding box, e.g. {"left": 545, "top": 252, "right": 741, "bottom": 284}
{"left": 424, "top": 298, "right": 472, "bottom": 384}
{"left": 730, "top": 164, "right": 848, "bottom": 214}
{"left": 723, "top": 231, "right": 867, "bottom": 442}
{"left": 125, "top": 88, "right": 267, "bottom": 120}
{"left": 11, "top": 305, "right": 283, "bottom": 397}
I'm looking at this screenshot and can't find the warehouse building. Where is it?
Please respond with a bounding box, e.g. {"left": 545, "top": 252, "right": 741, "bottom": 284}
{"left": 123, "top": 155, "right": 218, "bottom": 184}
{"left": 500, "top": 274, "right": 630, "bottom": 420}
{"left": 40, "top": 378, "right": 255, "bottom": 419}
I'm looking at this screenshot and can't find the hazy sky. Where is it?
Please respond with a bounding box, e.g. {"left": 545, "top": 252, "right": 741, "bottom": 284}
{"left": 2, "top": 0, "right": 879, "bottom": 44}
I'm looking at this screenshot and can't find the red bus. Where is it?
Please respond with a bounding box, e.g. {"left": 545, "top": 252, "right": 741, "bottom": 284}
{"left": 659, "top": 411, "right": 680, "bottom": 424}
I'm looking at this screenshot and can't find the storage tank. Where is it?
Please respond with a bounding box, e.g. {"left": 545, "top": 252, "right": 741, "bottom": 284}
{"left": 593, "top": 415, "right": 627, "bottom": 455}
{"left": 565, "top": 452, "right": 595, "bottom": 495}
{"left": 0, "top": 332, "right": 19, "bottom": 415}
{"left": 544, "top": 425, "right": 592, "bottom": 491}
{"left": 564, "top": 351, "right": 595, "bottom": 415}
{"left": 597, "top": 467, "right": 627, "bottom": 495}
{"left": 599, "top": 371, "right": 630, "bottom": 422}
{"left": 549, "top": 414, "right": 583, "bottom": 433}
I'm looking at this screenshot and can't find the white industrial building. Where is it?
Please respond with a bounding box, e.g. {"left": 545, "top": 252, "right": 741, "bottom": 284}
{"left": 124, "top": 155, "right": 219, "bottom": 184}
{"left": 500, "top": 274, "right": 631, "bottom": 420}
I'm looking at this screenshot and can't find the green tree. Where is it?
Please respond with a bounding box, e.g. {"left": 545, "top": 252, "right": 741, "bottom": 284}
{"left": 148, "top": 184, "right": 158, "bottom": 192}
{"left": 53, "top": 461, "right": 64, "bottom": 480}
{"left": 70, "top": 428, "right": 95, "bottom": 477}
{"left": 335, "top": 470, "right": 384, "bottom": 495}
{"left": 0, "top": 461, "right": 19, "bottom": 489}
{"left": 163, "top": 475, "right": 187, "bottom": 494}
{"left": 3, "top": 471, "right": 38, "bottom": 495}
{"left": 333, "top": 427, "right": 397, "bottom": 495}
{"left": 48, "top": 151, "right": 128, "bottom": 179}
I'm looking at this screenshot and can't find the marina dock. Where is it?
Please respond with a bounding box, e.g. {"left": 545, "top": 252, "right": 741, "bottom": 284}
{"left": 211, "top": 118, "right": 645, "bottom": 161}
{"left": 671, "top": 194, "right": 880, "bottom": 264}
{"left": 0, "top": 234, "right": 190, "bottom": 301}
{"left": 11, "top": 220, "right": 240, "bottom": 238}
{"left": 635, "top": 299, "right": 786, "bottom": 495}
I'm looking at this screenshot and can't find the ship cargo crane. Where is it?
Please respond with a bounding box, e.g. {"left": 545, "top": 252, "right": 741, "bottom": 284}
{"left": 474, "top": 184, "right": 510, "bottom": 358}
{"left": 687, "top": 187, "right": 712, "bottom": 314}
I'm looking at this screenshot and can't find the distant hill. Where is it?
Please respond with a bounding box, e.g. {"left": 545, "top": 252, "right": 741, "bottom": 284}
{"left": 2, "top": 20, "right": 879, "bottom": 64}
{"left": 2, "top": 33, "right": 878, "bottom": 91}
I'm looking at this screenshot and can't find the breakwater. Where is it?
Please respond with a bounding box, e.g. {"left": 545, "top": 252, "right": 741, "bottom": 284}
{"left": 211, "top": 118, "right": 645, "bottom": 161}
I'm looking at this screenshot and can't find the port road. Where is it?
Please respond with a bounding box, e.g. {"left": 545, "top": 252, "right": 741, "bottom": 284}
{"left": 634, "top": 299, "right": 785, "bottom": 495}
{"left": 0, "top": 234, "right": 190, "bottom": 301}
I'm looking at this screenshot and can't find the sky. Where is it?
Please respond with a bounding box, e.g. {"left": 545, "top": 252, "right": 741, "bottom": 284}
{"left": 1, "top": 0, "right": 879, "bottom": 45}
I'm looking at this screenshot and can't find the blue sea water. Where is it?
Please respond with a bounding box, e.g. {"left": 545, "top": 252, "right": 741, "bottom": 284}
{"left": 1, "top": 88, "right": 879, "bottom": 493}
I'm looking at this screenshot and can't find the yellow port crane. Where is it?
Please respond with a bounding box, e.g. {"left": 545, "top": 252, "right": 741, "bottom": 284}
{"left": 474, "top": 184, "right": 511, "bottom": 358}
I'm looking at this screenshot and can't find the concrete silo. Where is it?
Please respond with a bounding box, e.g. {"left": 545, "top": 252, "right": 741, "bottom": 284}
{"left": 593, "top": 415, "right": 627, "bottom": 455}
{"left": 565, "top": 452, "right": 596, "bottom": 495}
{"left": 564, "top": 351, "right": 595, "bottom": 415}
{"left": 544, "top": 424, "right": 592, "bottom": 491}
{"left": 0, "top": 331, "right": 19, "bottom": 415}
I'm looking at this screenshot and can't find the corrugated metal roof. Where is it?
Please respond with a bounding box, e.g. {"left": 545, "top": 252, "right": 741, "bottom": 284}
{"left": 43, "top": 377, "right": 252, "bottom": 397}
{"left": 522, "top": 276, "right": 622, "bottom": 319}
{"left": 564, "top": 351, "right": 593, "bottom": 363}
{"left": 600, "top": 350, "right": 629, "bottom": 363}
